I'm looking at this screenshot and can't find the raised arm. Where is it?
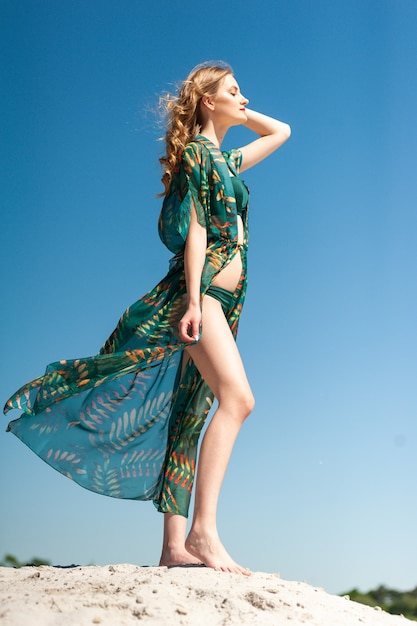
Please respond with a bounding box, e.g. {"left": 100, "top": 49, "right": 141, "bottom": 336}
{"left": 239, "top": 108, "right": 291, "bottom": 172}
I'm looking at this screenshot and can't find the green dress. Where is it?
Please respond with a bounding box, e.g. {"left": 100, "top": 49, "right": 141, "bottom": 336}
{"left": 3, "top": 135, "right": 249, "bottom": 518}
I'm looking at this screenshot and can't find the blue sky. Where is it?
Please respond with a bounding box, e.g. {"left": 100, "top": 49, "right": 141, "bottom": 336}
{"left": 1, "top": 0, "right": 416, "bottom": 595}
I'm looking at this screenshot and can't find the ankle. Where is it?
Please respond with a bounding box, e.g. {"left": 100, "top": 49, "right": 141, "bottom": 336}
{"left": 189, "top": 514, "right": 217, "bottom": 535}
{"left": 187, "top": 524, "right": 218, "bottom": 542}
{"left": 162, "top": 539, "right": 185, "bottom": 551}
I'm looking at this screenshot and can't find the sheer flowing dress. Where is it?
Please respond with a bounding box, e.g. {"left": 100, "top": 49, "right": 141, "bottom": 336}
{"left": 3, "top": 135, "right": 249, "bottom": 517}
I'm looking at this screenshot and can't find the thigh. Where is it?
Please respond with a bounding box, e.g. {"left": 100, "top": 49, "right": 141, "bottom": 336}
{"left": 185, "top": 295, "right": 252, "bottom": 403}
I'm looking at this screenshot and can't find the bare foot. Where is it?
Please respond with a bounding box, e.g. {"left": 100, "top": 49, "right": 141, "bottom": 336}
{"left": 159, "top": 546, "right": 202, "bottom": 567}
{"left": 185, "top": 529, "right": 250, "bottom": 575}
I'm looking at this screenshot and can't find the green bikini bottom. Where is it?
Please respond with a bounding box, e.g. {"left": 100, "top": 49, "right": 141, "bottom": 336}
{"left": 205, "top": 285, "right": 234, "bottom": 315}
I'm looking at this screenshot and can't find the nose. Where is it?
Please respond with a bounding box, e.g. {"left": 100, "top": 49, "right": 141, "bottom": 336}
{"left": 241, "top": 94, "right": 249, "bottom": 105}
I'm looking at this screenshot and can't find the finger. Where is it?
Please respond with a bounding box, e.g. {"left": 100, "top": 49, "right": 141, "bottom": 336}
{"left": 178, "top": 320, "right": 193, "bottom": 343}
{"left": 191, "top": 321, "right": 200, "bottom": 342}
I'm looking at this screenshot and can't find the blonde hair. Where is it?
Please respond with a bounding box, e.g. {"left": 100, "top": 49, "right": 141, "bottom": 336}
{"left": 159, "top": 61, "right": 233, "bottom": 195}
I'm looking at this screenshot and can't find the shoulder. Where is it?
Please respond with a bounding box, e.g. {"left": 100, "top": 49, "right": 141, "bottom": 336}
{"left": 181, "top": 140, "right": 213, "bottom": 184}
{"left": 182, "top": 139, "right": 210, "bottom": 166}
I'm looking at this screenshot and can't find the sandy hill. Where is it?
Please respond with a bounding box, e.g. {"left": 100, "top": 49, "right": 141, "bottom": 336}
{"left": 0, "top": 564, "right": 412, "bottom": 625}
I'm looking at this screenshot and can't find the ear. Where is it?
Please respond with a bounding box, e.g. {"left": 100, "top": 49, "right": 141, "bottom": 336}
{"left": 201, "top": 96, "right": 215, "bottom": 112}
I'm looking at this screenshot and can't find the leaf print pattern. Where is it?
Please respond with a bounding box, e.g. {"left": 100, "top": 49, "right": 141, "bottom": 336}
{"left": 4, "top": 136, "right": 249, "bottom": 518}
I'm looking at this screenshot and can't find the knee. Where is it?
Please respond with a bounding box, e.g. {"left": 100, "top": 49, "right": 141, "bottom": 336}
{"left": 242, "top": 392, "right": 255, "bottom": 419}
{"left": 217, "top": 387, "right": 255, "bottom": 422}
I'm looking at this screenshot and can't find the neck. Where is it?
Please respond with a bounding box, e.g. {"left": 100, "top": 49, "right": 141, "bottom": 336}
{"left": 199, "top": 119, "right": 229, "bottom": 148}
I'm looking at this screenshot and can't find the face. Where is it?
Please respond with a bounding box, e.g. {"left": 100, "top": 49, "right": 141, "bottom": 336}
{"left": 207, "top": 74, "right": 249, "bottom": 126}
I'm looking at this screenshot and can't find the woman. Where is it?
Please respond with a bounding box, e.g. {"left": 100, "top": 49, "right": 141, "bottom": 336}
{"left": 4, "top": 62, "right": 291, "bottom": 575}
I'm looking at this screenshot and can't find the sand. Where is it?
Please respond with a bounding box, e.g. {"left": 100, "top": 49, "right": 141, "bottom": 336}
{"left": 0, "top": 564, "right": 412, "bottom": 625}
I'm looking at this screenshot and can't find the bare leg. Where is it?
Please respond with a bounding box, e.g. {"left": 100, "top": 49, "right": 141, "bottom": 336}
{"left": 159, "top": 513, "right": 201, "bottom": 566}
{"left": 184, "top": 295, "right": 254, "bottom": 575}
{"left": 159, "top": 352, "right": 201, "bottom": 567}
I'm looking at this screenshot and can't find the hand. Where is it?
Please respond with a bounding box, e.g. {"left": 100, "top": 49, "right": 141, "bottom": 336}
{"left": 178, "top": 303, "right": 201, "bottom": 343}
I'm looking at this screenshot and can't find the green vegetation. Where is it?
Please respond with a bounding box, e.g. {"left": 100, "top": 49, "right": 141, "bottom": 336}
{"left": 342, "top": 585, "right": 417, "bottom": 622}
{"left": 0, "top": 554, "right": 51, "bottom": 568}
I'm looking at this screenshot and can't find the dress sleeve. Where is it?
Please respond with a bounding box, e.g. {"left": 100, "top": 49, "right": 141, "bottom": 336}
{"left": 158, "top": 142, "right": 208, "bottom": 254}
{"left": 222, "top": 148, "right": 243, "bottom": 175}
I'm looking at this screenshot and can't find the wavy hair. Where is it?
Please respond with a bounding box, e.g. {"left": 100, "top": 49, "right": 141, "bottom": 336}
{"left": 158, "top": 61, "right": 233, "bottom": 195}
